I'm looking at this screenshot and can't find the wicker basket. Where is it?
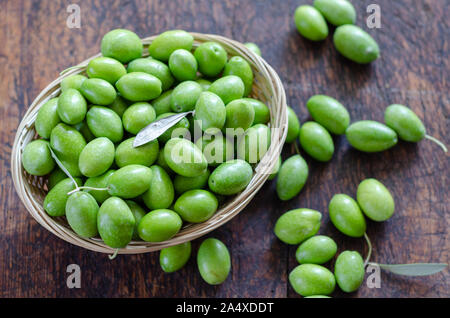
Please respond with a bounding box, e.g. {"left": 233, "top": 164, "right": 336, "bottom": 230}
{"left": 11, "top": 32, "right": 287, "bottom": 254}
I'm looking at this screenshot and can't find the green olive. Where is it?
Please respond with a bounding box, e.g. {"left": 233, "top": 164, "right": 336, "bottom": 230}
{"left": 197, "top": 238, "right": 231, "bottom": 285}
{"left": 127, "top": 57, "right": 174, "bottom": 91}
{"left": 141, "top": 165, "right": 174, "bottom": 210}
{"left": 274, "top": 208, "right": 322, "bottom": 245}
{"left": 164, "top": 138, "right": 208, "bottom": 177}
{"left": 149, "top": 30, "right": 194, "bottom": 62}
{"left": 194, "top": 42, "right": 228, "bottom": 77}
{"left": 289, "top": 264, "right": 336, "bottom": 296}
{"left": 174, "top": 169, "right": 211, "bottom": 194}
{"left": 276, "top": 154, "right": 308, "bottom": 201}
{"left": 87, "top": 57, "right": 126, "bottom": 84}
{"left": 244, "top": 98, "right": 270, "bottom": 125}
{"left": 222, "top": 56, "right": 253, "bottom": 97}
{"left": 66, "top": 192, "right": 99, "bottom": 238}
{"left": 174, "top": 189, "right": 218, "bottom": 223}
{"left": 346, "top": 120, "right": 398, "bottom": 153}
{"left": 313, "top": 0, "right": 356, "bottom": 26}
{"left": 116, "top": 72, "right": 162, "bottom": 102}
{"left": 384, "top": 104, "right": 426, "bottom": 142}
{"left": 329, "top": 194, "right": 366, "bottom": 237}
{"left": 294, "top": 5, "right": 329, "bottom": 41}
{"left": 43, "top": 178, "right": 82, "bottom": 217}
{"left": 334, "top": 251, "right": 365, "bottom": 293}
{"left": 224, "top": 99, "right": 255, "bottom": 132}
{"left": 57, "top": 88, "right": 87, "bottom": 124}
{"left": 101, "top": 29, "right": 143, "bottom": 63}
{"left": 78, "top": 137, "right": 115, "bottom": 177}
{"left": 194, "top": 92, "right": 226, "bottom": 131}
{"left": 122, "top": 102, "right": 156, "bottom": 134}
{"left": 97, "top": 196, "right": 135, "bottom": 248}
{"left": 357, "top": 178, "right": 395, "bottom": 222}
{"left": 299, "top": 121, "right": 334, "bottom": 162}
{"left": 160, "top": 242, "right": 192, "bottom": 273}
{"left": 22, "top": 140, "right": 55, "bottom": 176}
{"left": 152, "top": 89, "right": 174, "bottom": 116}
{"left": 35, "top": 98, "right": 60, "bottom": 139}
{"left": 115, "top": 137, "right": 159, "bottom": 168}
{"left": 80, "top": 78, "right": 117, "bottom": 106}
{"left": 208, "top": 159, "right": 253, "bottom": 195}
{"left": 107, "top": 165, "right": 153, "bottom": 199}
{"left": 86, "top": 106, "right": 124, "bottom": 143}
{"left": 237, "top": 124, "right": 271, "bottom": 163}
{"left": 171, "top": 81, "right": 203, "bottom": 113}
{"left": 208, "top": 75, "right": 245, "bottom": 104}
{"left": 333, "top": 25, "right": 379, "bottom": 64}
{"left": 138, "top": 209, "right": 182, "bottom": 242}
{"left": 169, "top": 49, "right": 198, "bottom": 81}
{"left": 83, "top": 170, "right": 115, "bottom": 204}
{"left": 286, "top": 106, "right": 301, "bottom": 143}
{"left": 60, "top": 74, "right": 87, "bottom": 92}
{"left": 306, "top": 95, "right": 350, "bottom": 135}
{"left": 295, "top": 235, "right": 337, "bottom": 265}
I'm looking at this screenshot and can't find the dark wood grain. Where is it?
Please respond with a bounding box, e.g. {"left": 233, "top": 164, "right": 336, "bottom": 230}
{"left": 0, "top": 0, "right": 448, "bottom": 298}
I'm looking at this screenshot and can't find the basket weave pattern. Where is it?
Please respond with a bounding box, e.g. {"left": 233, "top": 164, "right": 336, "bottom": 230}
{"left": 11, "top": 33, "right": 287, "bottom": 254}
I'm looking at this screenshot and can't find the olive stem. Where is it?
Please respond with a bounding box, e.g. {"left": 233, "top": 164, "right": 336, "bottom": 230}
{"left": 108, "top": 249, "right": 119, "bottom": 260}
{"left": 67, "top": 186, "right": 109, "bottom": 196}
{"left": 60, "top": 65, "right": 84, "bottom": 76}
{"left": 363, "top": 232, "right": 373, "bottom": 267}
{"left": 47, "top": 145, "right": 79, "bottom": 189}
{"left": 425, "top": 135, "right": 448, "bottom": 153}
{"left": 293, "top": 142, "right": 301, "bottom": 155}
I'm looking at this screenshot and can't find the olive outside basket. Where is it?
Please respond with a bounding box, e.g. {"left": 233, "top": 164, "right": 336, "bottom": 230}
{"left": 11, "top": 33, "right": 288, "bottom": 254}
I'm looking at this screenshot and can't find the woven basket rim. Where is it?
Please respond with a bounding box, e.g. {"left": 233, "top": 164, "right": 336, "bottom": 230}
{"left": 11, "top": 32, "right": 288, "bottom": 254}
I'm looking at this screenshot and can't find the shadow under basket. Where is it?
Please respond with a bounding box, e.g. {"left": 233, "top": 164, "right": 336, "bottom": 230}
{"left": 11, "top": 32, "right": 288, "bottom": 254}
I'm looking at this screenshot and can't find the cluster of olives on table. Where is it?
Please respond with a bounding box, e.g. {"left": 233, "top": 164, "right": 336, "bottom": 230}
{"left": 21, "top": 28, "right": 273, "bottom": 261}
{"left": 272, "top": 178, "right": 394, "bottom": 297}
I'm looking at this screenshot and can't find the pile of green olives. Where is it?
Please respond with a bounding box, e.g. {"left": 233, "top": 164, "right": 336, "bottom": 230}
{"left": 22, "top": 28, "right": 272, "bottom": 258}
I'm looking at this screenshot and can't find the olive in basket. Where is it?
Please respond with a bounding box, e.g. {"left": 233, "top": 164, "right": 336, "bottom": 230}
{"left": 23, "top": 28, "right": 276, "bottom": 250}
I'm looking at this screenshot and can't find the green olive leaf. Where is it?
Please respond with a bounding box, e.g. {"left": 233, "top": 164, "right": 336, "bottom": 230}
{"left": 375, "top": 263, "right": 447, "bottom": 276}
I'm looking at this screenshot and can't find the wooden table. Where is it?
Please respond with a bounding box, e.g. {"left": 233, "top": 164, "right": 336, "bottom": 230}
{"left": 1, "top": 0, "right": 448, "bottom": 298}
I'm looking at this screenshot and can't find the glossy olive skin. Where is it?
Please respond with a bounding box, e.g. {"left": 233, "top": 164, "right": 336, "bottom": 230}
{"left": 208, "top": 159, "right": 253, "bottom": 195}
{"left": 108, "top": 95, "right": 129, "bottom": 117}
{"left": 333, "top": 25, "right": 379, "bottom": 64}
{"left": 125, "top": 200, "right": 146, "bottom": 240}
{"left": 314, "top": 0, "right": 356, "bottom": 26}
{"left": 127, "top": 58, "right": 174, "bottom": 91}
{"left": 50, "top": 123, "right": 87, "bottom": 177}
{"left": 149, "top": 30, "right": 194, "bottom": 62}
{"left": 152, "top": 90, "right": 174, "bottom": 116}
{"left": 22, "top": 140, "right": 55, "bottom": 176}
{"left": 141, "top": 165, "right": 174, "bottom": 210}
{"left": 237, "top": 124, "right": 271, "bottom": 163}
{"left": 384, "top": 104, "right": 426, "bottom": 142}
{"left": 160, "top": 242, "right": 192, "bottom": 273}
{"left": 294, "top": 5, "right": 329, "bottom": 41}
{"left": 87, "top": 57, "right": 127, "bottom": 84}
{"left": 43, "top": 178, "right": 82, "bottom": 217}
{"left": 289, "top": 264, "right": 336, "bottom": 296}
{"left": 101, "top": 29, "right": 143, "bottom": 63}
{"left": 97, "top": 196, "right": 135, "bottom": 248}
{"left": 174, "top": 169, "right": 210, "bottom": 194}
{"left": 116, "top": 72, "right": 162, "bottom": 102}
{"left": 115, "top": 137, "right": 159, "bottom": 168}
{"left": 329, "top": 194, "right": 366, "bottom": 237}
{"left": 306, "top": 95, "right": 350, "bottom": 135}
{"left": 194, "top": 42, "right": 228, "bottom": 77}
{"left": 66, "top": 192, "right": 99, "bottom": 238}
{"left": 276, "top": 154, "right": 308, "bottom": 201}
{"left": 295, "top": 235, "right": 337, "bottom": 264}
{"left": 346, "top": 120, "right": 398, "bottom": 153}
{"left": 57, "top": 88, "right": 87, "bottom": 125}
{"left": 164, "top": 138, "right": 208, "bottom": 177}
{"left": 244, "top": 42, "right": 261, "bottom": 56}
{"left": 156, "top": 112, "right": 190, "bottom": 143}
{"left": 169, "top": 49, "right": 198, "bottom": 81}
{"left": 286, "top": 107, "right": 301, "bottom": 143}
{"left": 299, "top": 122, "right": 334, "bottom": 162}
{"left": 48, "top": 168, "right": 66, "bottom": 190}
{"left": 61, "top": 74, "right": 87, "bottom": 92}
{"left": 108, "top": 165, "right": 153, "bottom": 199}
{"left": 174, "top": 189, "right": 218, "bottom": 223}
{"left": 334, "top": 251, "right": 365, "bottom": 293}
{"left": 80, "top": 78, "right": 117, "bottom": 106}
{"left": 78, "top": 137, "right": 114, "bottom": 177}
{"left": 274, "top": 208, "right": 322, "bottom": 245}
{"left": 208, "top": 75, "right": 245, "bottom": 105}
{"left": 86, "top": 106, "right": 124, "bottom": 143}
{"left": 244, "top": 98, "right": 270, "bottom": 125}
{"left": 194, "top": 92, "right": 226, "bottom": 131}
{"left": 223, "top": 56, "right": 253, "bottom": 97}
{"left": 357, "top": 178, "right": 395, "bottom": 222}
{"left": 122, "top": 102, "right": 156, "bottom": 134}
{"left": 171, "top": 81, "right": 203, "bottom": 113}
{"left": 196, "top": 135, "right": 234, "bottom": 167}
{"left": 35, "top": 98, "right": 60, "bottom": 139}
{"left": 84, "top": 169, "right": 115, "bottom": 204}
{"left": 224, "top": 99, "right": 255, "bottom": 131}
{"left": 138, "top": 209, "right": 182, "bottom": 242}
{"left": 197, "top": 238, "right": 231, "bottom": 285}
